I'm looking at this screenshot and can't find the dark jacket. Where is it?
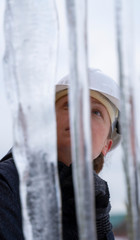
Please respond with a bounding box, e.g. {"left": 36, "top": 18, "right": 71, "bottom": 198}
{"left": 0, "top": 150, "right": 114, "bottom": 240}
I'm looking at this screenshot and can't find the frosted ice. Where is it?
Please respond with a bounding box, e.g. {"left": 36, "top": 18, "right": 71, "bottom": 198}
{"left": 65, "top": 0, "right": 97, "bottom": 239}
{"left": 3, "top": 0, "right": 62, "bottom": 239}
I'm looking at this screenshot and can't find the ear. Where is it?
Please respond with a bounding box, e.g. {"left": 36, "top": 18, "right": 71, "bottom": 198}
{"left": 101, "top": 139, "right": 113, "bottom": 156}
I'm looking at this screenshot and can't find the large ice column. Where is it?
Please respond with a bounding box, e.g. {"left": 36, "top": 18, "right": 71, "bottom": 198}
{"left": 3, "top": 1, "right": 62, "bottom": 240}
{"left": 64, "top": 0, "right": 97, "bottom": 239}
{"left": 115, "top": 0, "right": 140, "bottom": 239}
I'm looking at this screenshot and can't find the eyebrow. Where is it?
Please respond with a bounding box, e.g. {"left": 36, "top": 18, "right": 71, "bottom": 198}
{"left": 90, "top": 99, "right": 107, "bottom": 111}
{"left": 90, "top": 99, "right": 103, "bottom": 106}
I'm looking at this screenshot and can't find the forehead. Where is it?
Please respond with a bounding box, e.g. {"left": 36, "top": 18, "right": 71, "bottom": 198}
{"left": 56, "top": 94, "right": 68, "bottom": 104}
{"left": 56, "top": 94, "right": 105, "bottom": 107}
{"left": 55, "top": 94, "right": 110, "bottom": 120}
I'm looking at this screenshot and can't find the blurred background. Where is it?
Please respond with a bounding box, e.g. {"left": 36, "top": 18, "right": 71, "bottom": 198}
{"left": 1, "top": 0, "right": 139, "bottom": 239}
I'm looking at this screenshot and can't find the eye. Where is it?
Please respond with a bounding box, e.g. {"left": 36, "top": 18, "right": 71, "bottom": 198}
{"left": 91, "top": 109, "right": 102, "bottom": 117}
{"left": 63, "top": 102, "right": 69, "bottom": 110}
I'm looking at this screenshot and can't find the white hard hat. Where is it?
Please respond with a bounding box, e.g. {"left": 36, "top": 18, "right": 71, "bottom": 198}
{"left": 55, "top": 68, "right": 121, "bottom": 150}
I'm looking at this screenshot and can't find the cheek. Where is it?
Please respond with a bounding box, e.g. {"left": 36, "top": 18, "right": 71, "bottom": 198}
{"left": 91, "top": 123, "right": 109, "bottom": 159}
{"left": 91, "top": 122, "right": 101, "bottom": 140}
{"left": 91, "top": 119, "right": 109, "bottom": 140}
{"left": 56, "top": 113, "right": 62, "bottom": 136}
{"left": 56, "top": 116, "right": 63, "bottom": 135}
{"left": 91, "top": 127, "right": 101, "bottom": 157}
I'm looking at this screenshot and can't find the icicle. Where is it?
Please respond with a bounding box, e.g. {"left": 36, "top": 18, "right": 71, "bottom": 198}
{"left": 115, "top": 0, "right": 140, "bottom": 239}
{"left": 64, "top": 0, "right": 96, "bottom": 240}
{"left": 3, "top": 1, "right": 62, "bottom": 240}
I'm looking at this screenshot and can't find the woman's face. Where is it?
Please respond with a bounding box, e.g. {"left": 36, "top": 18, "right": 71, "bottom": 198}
{"left": 55, "top": 95, "right": 112, "bottom": 165}
{"left": 90, "top": 97, "right": 112, "bottom": 159}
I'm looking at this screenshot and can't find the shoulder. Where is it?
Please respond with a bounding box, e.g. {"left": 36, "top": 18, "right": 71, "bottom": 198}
{"left": 0, "top": 149, "right": 19, "bottom": 196}
{"left": 94, "top": 171, "right": 111, "bottom": 217}
{"left": 94, "top": 171, "right": 109, "bottom": 197}
{"left": 0, "top": 149, "right": 24, "bottom": 239}
{"left": 94, "top": 172, "right": 114, "bottom": 239}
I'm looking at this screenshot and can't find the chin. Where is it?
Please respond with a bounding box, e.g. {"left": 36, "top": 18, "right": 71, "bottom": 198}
{"left": 92, "top": 153, "right": 100, "bottom": 160}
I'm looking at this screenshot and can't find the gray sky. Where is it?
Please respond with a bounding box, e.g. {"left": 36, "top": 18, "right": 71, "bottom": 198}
{"left": 1, "top": 0, "right": 139, "bottom": 214}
